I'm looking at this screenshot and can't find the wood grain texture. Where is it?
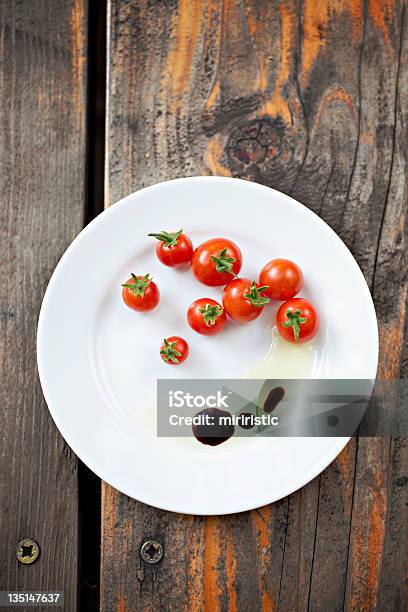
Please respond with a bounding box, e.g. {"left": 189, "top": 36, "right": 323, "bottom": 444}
{"left": 103, "top": 1, "right": 407, "bottom": 610}
{"left": 0, "top": 1, "right": 87, "bottom": 610}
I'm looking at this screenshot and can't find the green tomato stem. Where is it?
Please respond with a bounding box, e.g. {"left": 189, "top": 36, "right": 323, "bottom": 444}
{"left": 148, "top": 229, "right": 183, "bottom": 246}
{"left": 211, "top": 248, "right": 236, "bottom": 275}
{"left": 122, "top": 273, "right": 152, "bottom": 298}
{"left": 282, "top": 309, "right": 307, "bottom": 341}
{"left": 160, "top": 338, "right": 182, "bottom": 363}
{"left": 199, "top": 303, "right": 224, "bottom": 327}
{"left": 243, "top": 281, "right": 270, "bottom": 307}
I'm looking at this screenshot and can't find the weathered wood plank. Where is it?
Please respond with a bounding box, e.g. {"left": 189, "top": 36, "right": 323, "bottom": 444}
{"left": 102, "top": 1, "right": 407, "bottom": 610}
{"left": 0, "top": 1, "right": 88, "bottom": 609}
{"left": 344, "top": 3, "right": 408, "bottom": 609}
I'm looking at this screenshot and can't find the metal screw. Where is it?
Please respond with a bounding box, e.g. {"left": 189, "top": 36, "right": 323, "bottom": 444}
{"left": 16, "top": 539, "right": 40, "bottom": 564}
{"left": 140, "top": 540, "right": 163, "bottom": 564}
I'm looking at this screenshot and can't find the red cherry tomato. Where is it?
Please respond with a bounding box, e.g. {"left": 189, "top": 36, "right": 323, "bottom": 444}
{"left": 222, "top": 278, "right": 270, "bottom": 323}
{"left": 148, "top": 229, "right": 193, "bottom": 267}
{"left": 187, "top": 298, "right": 226, "bottom": 335}
{"left": 276, "top": 298, "right": 319, "bottom": 343}
{"left": 259, "top": 259, "right": 303, "bottom": 301}
{"left": 192, "top": 238, "right": 242, "bottom": 286}
{"left": 121, "top": 273, "right": 160, "bottom": 311}
{"left": 160, "top": 336, "right": 189, "bottom": 365}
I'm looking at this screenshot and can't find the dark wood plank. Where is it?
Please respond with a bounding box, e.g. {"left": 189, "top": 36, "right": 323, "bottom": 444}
{"left": 102, "top": 1, "right": 407, "bottom": 610}
{"left": 344, "top": 3, "right": 408, "bottom": 609}
{"left": 0, "top": 1, "right": 88, "bottom": 609}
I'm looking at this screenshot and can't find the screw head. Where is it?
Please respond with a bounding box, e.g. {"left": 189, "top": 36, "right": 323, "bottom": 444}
{"left": 16, "top": 539, "right": 40, "bottom": 564}
{"left": 140, "top": 540, "right": 163, "bottom": 564}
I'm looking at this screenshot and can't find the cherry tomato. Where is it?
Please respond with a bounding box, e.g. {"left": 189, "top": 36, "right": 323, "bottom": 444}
{"left": 192, "top": 238, "right": 242, "bottom": 286}
{"left": 276, "top": 298, "right": 319, "bottom": 343}
{"left": 160, "top": 336, "right": 189, "bottom": 365}
{"left": 148, "top": 229, "right": 193, "bottom": 267}
{"left": 259, "top": 259, "right": 303, "bottom": 301}
{"left": 187, "top": 298, "right": 226, "bottom": 335}
{"left": 121, "top": 273, "right": 160, "bottom": 311}
{"left": 222, "top": 278, "right": 270, "bottom": 323}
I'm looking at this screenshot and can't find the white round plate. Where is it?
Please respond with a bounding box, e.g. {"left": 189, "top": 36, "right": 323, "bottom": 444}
{"left": 37, "top": 177, "right": 378, "bottom": 515}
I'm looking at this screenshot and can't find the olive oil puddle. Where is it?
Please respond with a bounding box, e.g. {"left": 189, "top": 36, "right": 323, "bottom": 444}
{"left": 192, "top": 329, "right": 315, "bottom": 446}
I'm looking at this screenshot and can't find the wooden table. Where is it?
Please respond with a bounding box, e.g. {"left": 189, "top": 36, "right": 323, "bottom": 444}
{"left": 1, "top": 1, "right": 407, "bottom": 610}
